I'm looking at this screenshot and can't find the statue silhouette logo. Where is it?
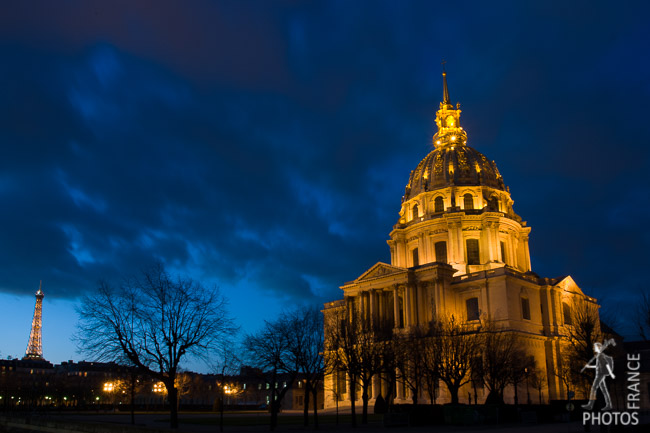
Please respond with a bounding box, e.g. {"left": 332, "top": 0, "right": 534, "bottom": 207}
{"left": 581, "top": 338, "right": 616, "bottom": 411}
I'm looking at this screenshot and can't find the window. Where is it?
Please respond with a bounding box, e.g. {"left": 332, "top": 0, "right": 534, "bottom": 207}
{"left": 500, "top": 241, "right": 507, "bottom": 263}
{"left": 411, "top": 204, "right": 419, "bottom": 220}
{"left": 464, "top": 193, "right": 474, "bottom": 210}
{"left": 489, "top": 197, "right": 499, "bottom": 211}
{"left": 435, "top": 241, "right": 447, "bottom": 263}
{"left": 563, "top": 303, "right": 572, "bottom": 325}
{"left": 412, "top": 248, "right": 419, "bottom": 267}
{"left": 466, "top": 297, "right": 479, "bottom": 321}
{"left": 521, "top": 298, "right": 531, "bottom": 320}
{"left": 466, "top": 239, "right": 480, "bottom": 265}
{"left": 258, "top": 383, "right": 262, "bottom": 390}
{"left": 434, "top": 196, "right": 444, "bottom": 213}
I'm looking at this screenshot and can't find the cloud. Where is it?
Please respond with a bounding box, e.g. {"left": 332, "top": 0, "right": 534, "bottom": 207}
{"left": 0, "top": 1, "right": 649, "bottom": 342}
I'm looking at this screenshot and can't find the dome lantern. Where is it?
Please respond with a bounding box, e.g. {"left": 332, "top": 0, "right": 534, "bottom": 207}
{"left": 433, "top": 66, "right": 467, "bottom": 149}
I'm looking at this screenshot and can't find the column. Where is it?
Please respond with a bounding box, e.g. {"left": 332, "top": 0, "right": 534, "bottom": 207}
{"left": 512, "top": 235, "right": 520, "bottom": 269}
{"left": 410, "top": 284, "right": 418, "bottom": 326}
{"left": 404, "top": 286, "right": 412, "bottom": 327}
{"left": 372, "top": 375, "right": 380, "bottom": 399}
{"left": 419, "top": 232, "right": 428, "bottom": 264}
{"left": 369, "top": 290, "right": 376, "bottom": 327}
{"left": 522, "top": 234, "right": 531, "bottom": 272}
{"left": 423, "top": 282, "right": 433, "bottom": 324}
{"left": 397, "top": 378, "right": 405, "bottom": 401}
{"left": 483, "top": 221, "right": 497, "bottom": 262}
{"left": 447, "top": 222, "right": 457, "bottom": 264}
{"left": 393, "top": 286, "right": 400, "bottom": 327}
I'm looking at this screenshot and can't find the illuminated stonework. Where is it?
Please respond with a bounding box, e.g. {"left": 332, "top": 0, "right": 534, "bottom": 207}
{"left": 324, "top": 70, "right": 599, "bottom": 408}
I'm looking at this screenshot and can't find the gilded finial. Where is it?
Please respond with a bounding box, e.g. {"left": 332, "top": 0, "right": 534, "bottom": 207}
{"left": 433, "top": 61, "right": 466, "bottom": 148}
{"left": 442, "top": 60, "right": 451, "bottom": 106}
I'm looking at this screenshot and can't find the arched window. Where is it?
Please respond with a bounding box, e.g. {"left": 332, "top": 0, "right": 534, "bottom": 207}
{"left": 464, "top": 193, "right": 474, "bottom": 210}
{"left": 411, "top": 204, "right": 419, "bottom": 220}
{"left": 434, "top": 196, "right": 444, "bottom": 213}
{"left": 435, "top": 241, "right": 447, "bottom": 263}
{"left": 412, "top": 247, "right": 419, "bottom": 267}
{"left": 563, "top": 303, "right": 572, "bottom": 325}
{"left": 500, "top": 241, "right": 507, "bottom": 263}
{"left": 466, "top": 239, "right": 480, "bottom": 265}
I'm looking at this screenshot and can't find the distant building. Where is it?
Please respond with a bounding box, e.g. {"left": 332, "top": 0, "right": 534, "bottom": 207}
{"left": 220, "top": 367, "right": 324, "bottom": 411}
{"left": 324, "top": 70, "right": 601, "bottom": 408}
{"left": 0, "top": 358, "right": 323, "bottom": 411}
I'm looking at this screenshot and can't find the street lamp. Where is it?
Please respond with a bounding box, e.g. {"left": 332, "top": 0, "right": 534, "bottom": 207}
{"left": 104, "top": 382, "right": 117, "bottom": 410}
{"left": 524, "top": 367, "right": 531, "bottom": 405}
{"left": 153, "top": 381, "right": 167, "bottom": 408}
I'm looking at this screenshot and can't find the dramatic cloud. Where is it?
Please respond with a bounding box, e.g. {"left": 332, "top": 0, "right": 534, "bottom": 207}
{"left": 0, "top": 1, "right": 649, "bottom": 361}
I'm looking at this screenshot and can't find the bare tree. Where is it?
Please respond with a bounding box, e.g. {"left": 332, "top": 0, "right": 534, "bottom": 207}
{"left": 211, "top": 341, "right": 241, "bottom": 432}
{"left": 430, "top": 315, "right": 480, "bottom": 404}
{"left": 396, "top": 325, "right": 429, "bottom": 404}
{"left": 76, "top": 264, "right": 237, "bottom": 428}
{"left": 528, "top": 362, "right": 547, "bottom": 404}
{"left": 562, "top": 298, "right": 603, "bottom": 397}
{"left": 419, "top": 324, "right": 442, "bottom": 405}
{"left": 285, "top": 307, "right": 324, "bottom": 429}
{"left": 243, "top": 316, "right": 299, "bottom": 431}
{"left": 324, "top": 304, "right": 384, "bottom": 426}
{"left": 476, "top": 322, "right": 514, "bottom": 404}
{"left": 508, "top": 350, "right": 535, "bottom": 406}
{"left": 377, "top": 318, "right": 399, "bottom": 408}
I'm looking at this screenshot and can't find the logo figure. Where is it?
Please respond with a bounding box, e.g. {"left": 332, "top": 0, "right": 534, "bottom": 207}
{"left": 581, "top": 338, "right": 616, "bottom": 411}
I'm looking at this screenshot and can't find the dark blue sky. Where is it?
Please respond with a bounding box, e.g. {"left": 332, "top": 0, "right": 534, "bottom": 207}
{"left": 1, "top": 1, "right": 649, "bottom": 368}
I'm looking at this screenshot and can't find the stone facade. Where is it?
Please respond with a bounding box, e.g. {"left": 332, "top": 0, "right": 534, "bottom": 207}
{"left": 323, "top": 71, "right": 600, "bottom": 408}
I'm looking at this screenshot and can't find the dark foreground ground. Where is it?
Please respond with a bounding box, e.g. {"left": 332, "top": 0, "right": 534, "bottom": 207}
{"left": 1, "top": 409, "right": 649, "bottom": 433}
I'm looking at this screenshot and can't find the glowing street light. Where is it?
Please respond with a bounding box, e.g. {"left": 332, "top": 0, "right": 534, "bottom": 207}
{"left": 153, "top": 382, "right": 166, "bottom": 393}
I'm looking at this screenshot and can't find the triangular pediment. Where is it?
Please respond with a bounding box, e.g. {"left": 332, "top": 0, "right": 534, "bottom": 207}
{"left": 355, "top": 262, "right": 407, "bottom": 282}
{"left": 556, "top": 275, "right": 585, "bottom": 296}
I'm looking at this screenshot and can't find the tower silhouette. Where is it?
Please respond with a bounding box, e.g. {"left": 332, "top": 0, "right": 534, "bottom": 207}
{"left": 24, "top": 282, "right": 45, "bottom": 360}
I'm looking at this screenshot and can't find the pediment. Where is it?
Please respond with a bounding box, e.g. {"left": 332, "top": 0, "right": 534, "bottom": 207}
{"left": 355, "top": 262, "right": 407, "bottom": 282}
{"left": 555, "top": 275, "right": 586, "bottom": 296}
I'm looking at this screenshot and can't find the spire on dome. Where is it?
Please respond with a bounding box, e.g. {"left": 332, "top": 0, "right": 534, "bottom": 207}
{"left": 433, "top": 62, "right": 467, "bottom": 148}
{"left": 442, "top": 60, "right": 451, "bottom": 107}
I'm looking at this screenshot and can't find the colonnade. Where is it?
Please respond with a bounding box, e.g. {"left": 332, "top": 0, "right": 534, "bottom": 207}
{"left": 345, "top": 282, "right": 444, "bottom": 331}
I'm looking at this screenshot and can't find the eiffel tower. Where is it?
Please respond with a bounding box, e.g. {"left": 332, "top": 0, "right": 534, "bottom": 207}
{"left": 23, "top": 281, "right": 45, "bottom": 361}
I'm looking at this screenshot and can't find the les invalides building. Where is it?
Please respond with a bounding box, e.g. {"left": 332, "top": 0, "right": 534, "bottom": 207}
{"left": 323, "top": 71, "right": 600, "bottom": 407}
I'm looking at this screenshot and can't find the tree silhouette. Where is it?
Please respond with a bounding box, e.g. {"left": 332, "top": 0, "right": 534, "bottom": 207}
{"left": 76, "top": 264, "right": 237, "bottom": 428}
{"left": 429, "top": 315, "right": 480, "bottom": 404}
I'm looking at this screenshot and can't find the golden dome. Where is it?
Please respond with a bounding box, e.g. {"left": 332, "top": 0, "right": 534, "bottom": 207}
{"left": 403, "top": 68, "right": 506, "bottom": 202}
{"left": 403, "top": 145, "right": 505, "bottom": 202}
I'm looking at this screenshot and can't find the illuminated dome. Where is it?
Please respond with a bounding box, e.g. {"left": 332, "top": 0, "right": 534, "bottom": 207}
{"left": 403, "top": 68, "right": 506, "bottom": 201}
{"left": 390, "top": 67, "right": 527, "bottom": 276}
{"left": 403, "top": 145, "right": 505, "bottom": 202}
